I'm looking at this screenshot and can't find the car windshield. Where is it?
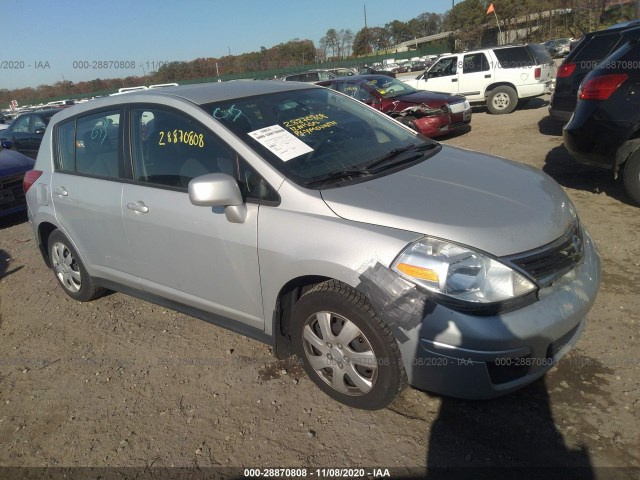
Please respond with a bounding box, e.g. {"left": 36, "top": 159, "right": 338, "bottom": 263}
{"left": 202, "top": 87, "right": 437, "bottom": 188}
{"left": 363, "top": 77, "right": 418, "bottom": 98}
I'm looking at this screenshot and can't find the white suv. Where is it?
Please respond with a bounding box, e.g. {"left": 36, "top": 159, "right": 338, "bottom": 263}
{"left": 403, "top": 44, "right": 556, "bottom": 114}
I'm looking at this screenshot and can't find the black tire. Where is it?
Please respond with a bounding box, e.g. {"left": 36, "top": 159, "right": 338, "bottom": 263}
{"left": 486, "top": 86, "right": 518, "bottom": 114}
{"left": 623, "top": 150, "right": 640, "bottom": 205}
{"left": 48, "top": 230, "right": 104, "bottom": 302}
{"left": 291, "top": 280, "right": 407, "bottom": 410}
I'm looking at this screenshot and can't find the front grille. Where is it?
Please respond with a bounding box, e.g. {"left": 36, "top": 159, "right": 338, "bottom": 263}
{"left": 0, "top": 173, "right": 27, "bottom": 212}
{"left": 505, "top": 221, "right": 584, "bottom": 286}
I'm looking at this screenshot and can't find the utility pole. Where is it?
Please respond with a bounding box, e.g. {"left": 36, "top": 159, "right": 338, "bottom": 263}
{"left": 364, "top": 4, "right": 369, "bottom": 54}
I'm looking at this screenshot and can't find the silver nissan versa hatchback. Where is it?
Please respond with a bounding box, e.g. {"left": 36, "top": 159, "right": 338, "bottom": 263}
{"left": 24, "top": 81, "right": 600, "bottom": 409}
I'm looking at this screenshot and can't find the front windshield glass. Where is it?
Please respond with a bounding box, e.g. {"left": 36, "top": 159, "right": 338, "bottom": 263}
{"left": 202, "top": 87, "right": 436, "bottom": 187}
{"left": 362, "top": 76, "right": 418, "bottom": 98}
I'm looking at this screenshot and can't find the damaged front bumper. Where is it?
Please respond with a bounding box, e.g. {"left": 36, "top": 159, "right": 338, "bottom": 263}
{"left": 358, "top": 231, "right": 600, "bottom": 400}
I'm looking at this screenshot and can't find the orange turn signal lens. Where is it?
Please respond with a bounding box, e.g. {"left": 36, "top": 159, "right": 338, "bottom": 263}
{"left": 396, "top": 263, "right": 439, "bottom": 282}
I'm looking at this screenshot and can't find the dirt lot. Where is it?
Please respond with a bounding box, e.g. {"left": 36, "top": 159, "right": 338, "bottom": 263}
{"left": 1, "top": 97, "right": 639, "bottom": 479}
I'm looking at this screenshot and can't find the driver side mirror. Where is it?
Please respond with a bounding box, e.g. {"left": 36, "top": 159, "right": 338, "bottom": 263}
{"left": 188, "top": 173, "right": 247, "bottom": 224}
{"left": 35, "top": 128, "right": 46, "bottom": 135}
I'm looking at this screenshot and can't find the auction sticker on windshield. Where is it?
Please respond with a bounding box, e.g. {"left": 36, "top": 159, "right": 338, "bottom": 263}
{"left": 248, "top": 125, "right": 313, "bottom": 161}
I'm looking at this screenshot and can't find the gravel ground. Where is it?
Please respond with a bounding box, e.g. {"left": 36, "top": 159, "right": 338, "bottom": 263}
{"left": 0, "top": 97, "right": 639, "bottom": 479}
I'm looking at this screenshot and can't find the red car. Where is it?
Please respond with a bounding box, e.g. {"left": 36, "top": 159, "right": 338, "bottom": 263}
{"left": 318, "top": 75, "right": 472, "bottom": 138}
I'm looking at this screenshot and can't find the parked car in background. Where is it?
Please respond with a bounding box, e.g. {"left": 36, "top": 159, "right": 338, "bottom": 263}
{"left": 404, "top": 44, "right": 555, "bottom": 114}
{"left": 543, "top": 38, "right": 572, "bottom": 58}
{"left": 281, "top": 69, "right": 338, "bottom": 83}
{"left": 549, "top": 19, "right": 640, "bottom": 122}
{"left": 358, "top": 66, "right": 396, "bottom": 78}
{"left": 0, "top": 108, "right": 64, "bottom": 159}
{"left": 563, "top": 25, "right": 640, "bottom": 204}
{"left": 408, "top": 61, "right": 430, "bottom": 72}
{"left": 25, "top": 81, "right": 599, "bottom": 409}
{"left": 0, "top": 114, "right": 12, "bottom": 131}
{"left": 317, "top": 75, "right": 471, "bottom": 138}
{"left": 387, "top": 63, "right": 409, "bottom": 74}
{"left": 325, "top": 67, "right": 357, "bottom": 77}
{"left": 0, "top": 143, "right": 35, "bottom": 217}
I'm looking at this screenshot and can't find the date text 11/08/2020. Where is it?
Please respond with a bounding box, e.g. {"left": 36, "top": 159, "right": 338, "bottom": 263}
{"left": 243, "top": 468, "right": 391, "bottom": 478}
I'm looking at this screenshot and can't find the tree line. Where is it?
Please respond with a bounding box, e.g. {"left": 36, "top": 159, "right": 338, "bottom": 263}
{"left": 1, "top": 0, "right": 636, "bottom": 107}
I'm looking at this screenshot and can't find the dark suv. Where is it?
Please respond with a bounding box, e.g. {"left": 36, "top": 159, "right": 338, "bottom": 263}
{"left": 549, "top": 20, "right": 640, "bottom": 122}
{"left": 563, "top": 26, "right": 640, "bottom": 204}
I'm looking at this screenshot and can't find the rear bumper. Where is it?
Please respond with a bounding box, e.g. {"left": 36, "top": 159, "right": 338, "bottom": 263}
{"left": 549, "top": 108, "right": 573, "bottom": 123}
{"left": 564, "top": 108, "right": 637, "bottom": 169}
{"left": 399, "top": 228, "right": 600, "bottom": 399}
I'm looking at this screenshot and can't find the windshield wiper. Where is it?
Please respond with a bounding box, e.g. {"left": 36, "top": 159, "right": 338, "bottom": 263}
{"left": 303, "top": 168, "right": 372, "bottom": 187}
{"left": 364, "top": 143, "right": 438, "bottom": 172}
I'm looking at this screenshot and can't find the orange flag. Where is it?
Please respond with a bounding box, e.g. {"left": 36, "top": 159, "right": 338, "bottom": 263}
{"left": 486, "top": 3, "right": 495, "bottom": 14}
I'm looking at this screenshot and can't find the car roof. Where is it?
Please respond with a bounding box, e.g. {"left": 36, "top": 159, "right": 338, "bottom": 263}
{"left": 45, "top": 81, "right": 315, "bottom": 122}
{"left": 319, "top": 74, "right": 394, "bottom": 83}
{"left": 607, "top": 19, "right": 640, "bottom": 30}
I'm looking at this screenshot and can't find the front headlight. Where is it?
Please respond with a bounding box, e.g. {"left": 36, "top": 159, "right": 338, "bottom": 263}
{"left": 391, "top": 237, "right": 537, "bottom": 305}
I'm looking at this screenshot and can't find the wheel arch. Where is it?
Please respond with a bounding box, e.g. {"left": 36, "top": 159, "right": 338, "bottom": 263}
{"left": 614, "top": 135, "right": 640, "bottom": 175}
{"left": 271, "top": 275, "right": 332, "bottom": 359}
{"left": 484, "top": 82, "right": 519, "bottom": 98}
{"left": 36, "top": 221, "right": 58, "bottom": 268}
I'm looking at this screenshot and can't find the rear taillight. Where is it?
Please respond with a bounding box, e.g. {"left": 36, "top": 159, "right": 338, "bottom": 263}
{"left": 534, "top": 67, "right": 541, "bottom": 79}
{"left": 557, "top": 63, "right": 577, "bottom": 78}
{"left": 579, "top": 74, "right": 629, "bottom": 100}
{"left": 23, "top": 170, "right": 43, "bottom": 193}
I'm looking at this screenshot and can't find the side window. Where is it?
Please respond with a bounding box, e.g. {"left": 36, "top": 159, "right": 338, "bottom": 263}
{"left": 573, "top": 33, "right": 623, "bottom": 63}
{"left": 75, "top": 111, "right": 121, "bottom": 177}
{"left": 430, "top": 57, "right": 457, "bottom": 77}
{"left": 13, "top": 115, "right": 31, "bottom": 132}
{"left": 462, "top": 53, "right": 489, "bottom": 73}
{"left": 55, "top": 111, "right": 120, "bottom": 178}
{"left": 494, "top": 47, "right": 534, "bottom": 68}
{"left": 33, "top": 116, "right": 47, "bottom": 131}
{"left": 57, "top": 121, "right": 76, "bottom": 171}
{"left": 131, "top": 108, "right": 236, "bottom": 189}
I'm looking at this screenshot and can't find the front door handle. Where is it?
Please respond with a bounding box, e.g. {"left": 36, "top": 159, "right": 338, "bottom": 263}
{"left": 127, "top": 201, "right": 149, "bottom": 214}
{"left": 451, "top": 78, "right": 458, "bottom": 82}
{"left": 485, "top": 74, "right": 491, "bottom": 78}
{"left": 54, "top": 187, "right": 68, "bottom": 197}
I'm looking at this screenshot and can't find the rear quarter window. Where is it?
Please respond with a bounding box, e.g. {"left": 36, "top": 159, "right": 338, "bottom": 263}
{"left": 527, "top": 44, "right": 553, "bottom": 64}
{"left": 493, "top": 47, "right": 535, "bottom": 68}
{"left": 572, "top": 33, "right": 624, "bottom": 62}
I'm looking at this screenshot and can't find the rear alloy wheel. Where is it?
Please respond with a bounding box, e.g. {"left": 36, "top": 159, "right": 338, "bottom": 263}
{"left": 623, "top": 150, "right": 640, "bottom": 205}
{"left": 487, "top": 86, "right": 518, "bottom": 114}
{"left": 48, "top": 230, "right": 103, "bottom": 302}
{"left": 292, "top": 280, "right": 406, "bottom": 410}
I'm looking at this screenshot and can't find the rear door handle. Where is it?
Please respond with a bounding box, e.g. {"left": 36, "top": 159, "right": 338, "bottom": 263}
{"left": 127, "top": 201, "right": 149, "bottom": 214}
{"left": 451, "top": 78, "right": 458, "bottom": 82}
{"left": 485, "top": 74, "right": 491, "bottom": 78}
{"left": 54, "top": 187, "right": 68, "bottom": 197}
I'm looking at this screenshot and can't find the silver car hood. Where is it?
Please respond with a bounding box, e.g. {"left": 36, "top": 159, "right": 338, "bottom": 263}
{"left": 320, "top": 145, "right": 576, "bottom": 257}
